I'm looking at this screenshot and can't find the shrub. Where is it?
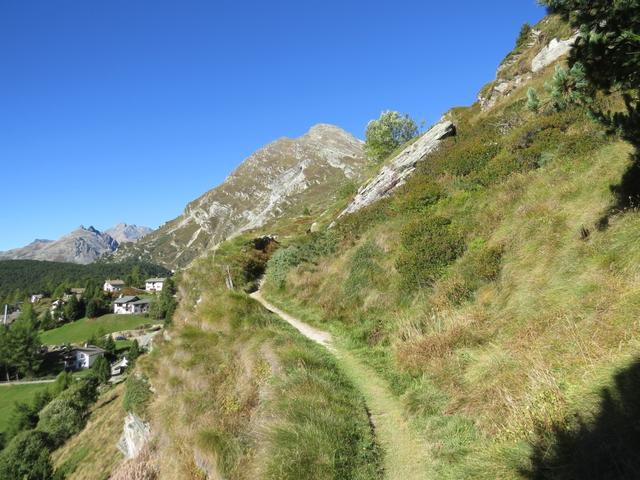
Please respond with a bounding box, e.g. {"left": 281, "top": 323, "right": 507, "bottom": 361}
{"left": 37, "top": 376, "right": 99, "bottom": 447}
{"left": 123, "top": 374, "right": 153, "bottom": 418}
{"left": 266, "top": 232, "right": 337, "bottom": 289}
{"left": 396, "top": 216, "right": 465, "bottom": 289}
{"left": 0, "top": 430, "right": 53, "bottom": 480}
{"left": 343, "top": 241, "right": 384, "bottom": 301}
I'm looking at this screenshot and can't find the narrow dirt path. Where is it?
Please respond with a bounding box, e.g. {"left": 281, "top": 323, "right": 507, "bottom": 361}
{"left": 250, "top": 290, "right": 432, "bottom": 480}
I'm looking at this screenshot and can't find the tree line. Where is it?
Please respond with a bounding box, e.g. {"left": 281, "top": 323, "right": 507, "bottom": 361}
{"left": 0, "top": 259, "right": 170, "bottom": 305}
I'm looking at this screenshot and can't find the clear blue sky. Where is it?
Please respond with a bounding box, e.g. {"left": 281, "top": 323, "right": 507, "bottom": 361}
{"left": 0, "top": 0, "right": 545, "bottom": 251}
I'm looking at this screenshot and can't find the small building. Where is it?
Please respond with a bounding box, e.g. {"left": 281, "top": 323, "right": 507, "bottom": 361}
{"left": 67, "top": 345, "right": 106, "bottom": 369}
{"left": 145, "top": 278, "right": 166, "bottom": 293}
{"left": 104, "top": 280, "right": 125, "bottom": 293}
{"left": 113, "top": 296, "right": 152, "bottom": 315}
{"left": 111, "top": 357, "right": 129, "bottom": 376}
{"left": 30, "top": 294, "right": 44, "bottom": 304}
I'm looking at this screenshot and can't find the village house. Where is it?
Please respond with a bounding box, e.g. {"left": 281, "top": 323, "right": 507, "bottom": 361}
{"left": 104, "top": 279, "right": 125, "bottom": 293}
{"left": 66, "top": 345, "right": 106, "bottom": 370}
{"left": 145, "top": 278, "right": 166, "bottom": 292}
{"left": 29, "top": 294, "right": 44, "bottom": 304}
{"left": 113, "top": 296, "right": 152, "bottom": 315}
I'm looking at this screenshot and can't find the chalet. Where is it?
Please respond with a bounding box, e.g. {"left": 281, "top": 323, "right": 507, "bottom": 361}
{"left": 66, "top": 345, "right": 106, "bottom": 369}
{"left": 30, "top": 294, "right": 44, "bottom": 304}
{"left": 104, "top": 280, "right": 125, "bottom": 293}
{"left": 145, "top": 278, "right": 166, "bottom": 292}
{"left": 113, "top": 296, "right": 152, "bottom": 315}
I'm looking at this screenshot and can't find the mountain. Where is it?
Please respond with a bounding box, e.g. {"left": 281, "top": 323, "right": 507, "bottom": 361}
{"left": 105, "top": 223, "right": 153, "bottom": 244}
{"left": 115, "top": 123, "right": 367, "bottom": 268}
{"left": 0, "top": 226, "right": 119, "bottom": 264}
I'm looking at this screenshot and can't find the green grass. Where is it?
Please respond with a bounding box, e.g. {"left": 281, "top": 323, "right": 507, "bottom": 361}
{"left": 40, "top": 314, "right": 153, "bottom": 345}
{"left": 0, "top": 383, "right": 50, "bottom": 433}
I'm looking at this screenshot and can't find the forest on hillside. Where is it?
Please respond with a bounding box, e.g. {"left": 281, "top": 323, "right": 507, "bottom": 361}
{"left": 0, "top": 260, "right": 170, "bottom": 304}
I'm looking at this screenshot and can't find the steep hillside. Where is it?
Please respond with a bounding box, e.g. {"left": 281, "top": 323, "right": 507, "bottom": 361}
{"left": 0, "top": 226, "right": 118, "bottom": 264}
{"left": 114, "top": 124, "right": 367, "bottom": 268}
{"left": 257, "top": 15, "right": 640, "bottom": 479}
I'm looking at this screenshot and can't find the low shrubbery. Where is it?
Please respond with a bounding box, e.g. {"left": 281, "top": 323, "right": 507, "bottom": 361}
{"left": 396, "top": 216, "right": 465, "bottom": 289}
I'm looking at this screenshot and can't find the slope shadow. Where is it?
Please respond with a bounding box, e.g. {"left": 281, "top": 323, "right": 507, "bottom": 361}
{"left": 524, "top": 359, "right": 640, "bottom": 480}
{"left": 597, "top": 152, "right": 640, "bottom": 230}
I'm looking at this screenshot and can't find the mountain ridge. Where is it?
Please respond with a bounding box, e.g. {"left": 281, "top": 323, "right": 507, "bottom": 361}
{"left": 114, "top": 123, "right": 367, "bottom": 268}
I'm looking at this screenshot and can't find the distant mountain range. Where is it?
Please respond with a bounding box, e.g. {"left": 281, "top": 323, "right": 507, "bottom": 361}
{"left": 0, "top": 224, "right": 152, "bottom": 264}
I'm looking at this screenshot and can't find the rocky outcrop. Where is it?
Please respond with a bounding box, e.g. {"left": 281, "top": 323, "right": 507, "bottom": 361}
{"left": 115, "top": 124, "right": 368, "bottom": 268}
{"left": 531, "top": 33, "right": 578, "bottom": 72}
{"left": 478, "top": 29, "right": 578, "bottom": 111}
{"left": 117, "top": 413, "right": 152, "bottom": 460}
{"left": 334, "top": 120, "right": 456, "bottom": 220}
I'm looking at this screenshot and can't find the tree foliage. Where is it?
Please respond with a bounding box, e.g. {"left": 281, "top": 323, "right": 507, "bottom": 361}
{"left": 0, "top": 430, "right": 53, "bottom": 480}
{"left": 542, "top": 0, "right": 640, "bottom": 144}
{"left": 0, "top": 305, "right": 43, "bottom": 379}
{"left": 0, "top": 259, "right": 170, "bottom": 306}
{"left": 364, "top": 111, "right": 419, "bottom": 162}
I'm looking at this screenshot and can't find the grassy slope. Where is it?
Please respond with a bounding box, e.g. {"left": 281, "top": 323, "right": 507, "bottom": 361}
{"left": 0, "top": 383, "right": 50, "bottom": 433}
{"left": 258, "top": 20, "right": 640, "bottom": 479}
{"left": 41, "top": 314, "right": 152, "bottom": 345}
{"left": 144, "top": 243, "right": 382, "bottom": 480}
{"left": 52, "top": 384, "right": 126, "bottom": 480}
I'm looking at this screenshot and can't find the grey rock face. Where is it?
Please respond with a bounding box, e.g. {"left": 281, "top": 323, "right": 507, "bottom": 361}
{"left": 117, "top": 413, "right": 151, "bottom": 460}
{"left": 334, "top": 120, "right": 456, "bottom": 221}
{"left": 0, "top": 226, "right": 119, "bottom": 264}
{"left": 531, "top": 34, "right": 578, "bottom": 72}
{"left": 105, "top": 223, "right": 153, "bottom": 244}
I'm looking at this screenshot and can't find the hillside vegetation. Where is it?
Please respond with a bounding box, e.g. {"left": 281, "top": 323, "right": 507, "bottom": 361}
{"left": 140, "top": 238, "right": 381, "bottom": 479}
{"left": 45, "top": 11, "right": 640, "bottom": 480}
{"left": 256, "top": 16, "right": 640, "bottom": 479}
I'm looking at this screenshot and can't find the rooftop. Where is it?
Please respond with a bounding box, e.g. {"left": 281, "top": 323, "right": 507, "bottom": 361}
{"left": 113, "top": 295, "right": 139, "bottom": 304}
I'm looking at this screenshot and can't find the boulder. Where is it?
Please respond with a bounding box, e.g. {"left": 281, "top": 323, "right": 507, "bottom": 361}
{"left": 531, "top": 33, "right": 578, "bottom": 72}
{"left": 117, "top": 413, "right": 151, "bottom": 460}
{"left": 334, "top": 120, "right": 456, "bottom": 221}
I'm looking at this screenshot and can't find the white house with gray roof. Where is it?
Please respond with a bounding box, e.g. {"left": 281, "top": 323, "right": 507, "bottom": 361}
{"left": 113, "top": 296, "right": 151, "bottom": 315}
{"left": 104, "top": 279, "right": 125, "bottom": 293}
{"left": 145, "top": 278, "right": 166, "bottom": 292}
{"left": 67, "top": 345, "right": 106, "bottom": 369}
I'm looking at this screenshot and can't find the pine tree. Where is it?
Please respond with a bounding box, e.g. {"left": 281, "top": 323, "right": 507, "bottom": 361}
{"left": 526, "top": 87, "right": 540, "bottom": 113}
{"left": 103, "top": 335, "right": 116, "bottom": 357}
{"left": 541, "top": 0, "right": 640, "bottom": 144}
{"left": 92, "top": 356, "right": 110, "bottom": 384}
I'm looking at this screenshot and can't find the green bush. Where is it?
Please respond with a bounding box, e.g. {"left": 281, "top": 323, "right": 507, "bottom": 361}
{"left": 266, "top": 232, "right": 337, "bottom": 289}
{"left": 0, "top": 430, "right": 53, "bottom": 480}
{"left": 343, "top": 242, "right": 384, "bottom": 301}
{"left": 396, "top": 216, "right": 465, "bottom": 289}
{"left": 123, "top": 374, "right": 152, "bottom": 418}
{"left": 36, "top": 376, "right": 98, "bottom": 447}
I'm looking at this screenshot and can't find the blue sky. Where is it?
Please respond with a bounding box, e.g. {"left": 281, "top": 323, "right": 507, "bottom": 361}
{"left": 0, "top": 1, "right": 545, "bottom": 251}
